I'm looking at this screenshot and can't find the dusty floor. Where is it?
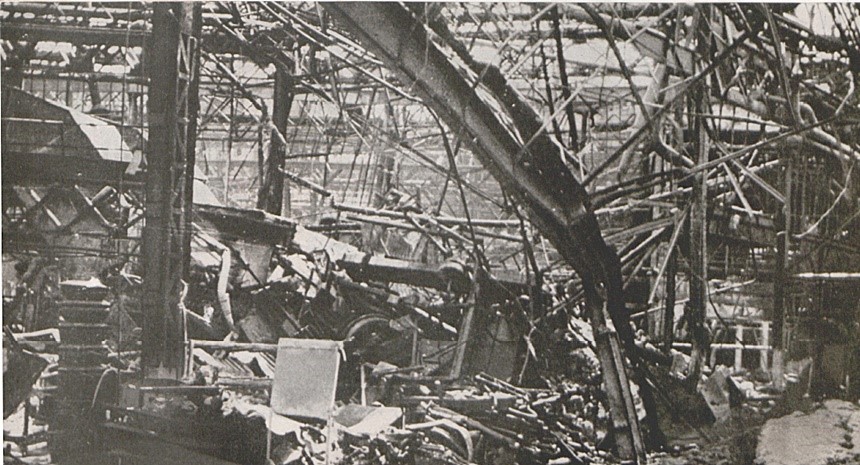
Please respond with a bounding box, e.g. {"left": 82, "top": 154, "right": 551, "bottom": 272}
{"left": 649, "top": 399, "right": 860, "bottom": 465}
{"left": 648, "top": 405, "right": 765, "bottom": 465}
{"left": 756, "top": 400, "right": 860, "bottom": 465}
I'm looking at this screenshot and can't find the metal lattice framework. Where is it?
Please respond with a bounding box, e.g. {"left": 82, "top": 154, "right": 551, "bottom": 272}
{"left": 139, "top": 2, "right": 201, "bottom": 377}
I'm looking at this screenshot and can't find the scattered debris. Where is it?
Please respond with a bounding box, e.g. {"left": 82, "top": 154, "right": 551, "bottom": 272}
{"left": 3, "top": 2, "right": 860, "bottom": 465}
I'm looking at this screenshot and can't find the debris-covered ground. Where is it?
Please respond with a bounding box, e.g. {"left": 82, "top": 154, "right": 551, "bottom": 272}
{"left": 3, "top": 2, "right": 860, "bottom": 465}
{"left": 3, "top": 162, "right": 859, "bottom": 465}
{"left": 6, "top": 242, "right": 851, "bottom": 465}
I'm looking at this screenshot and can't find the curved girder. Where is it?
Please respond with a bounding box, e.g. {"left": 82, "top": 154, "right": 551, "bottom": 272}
{"left": 321, "top": 2, "right": 645, "bottom": 461}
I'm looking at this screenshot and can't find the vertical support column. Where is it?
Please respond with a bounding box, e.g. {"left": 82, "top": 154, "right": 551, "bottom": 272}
{"left": 257, "top": 65, "right": 294, "bottom": 216}
{"left": 373, "top": 152, "right": 396, "bottom": 208}
{"left": 662, "top": 248, "right": 677, "bottom": 354}
{"left": 771, "top": 154, "right": 792, "bottom": 389}
{"left": 86, "top": 72, "right": 102, "bottom": 110}
{"left": 450, "top": 281, "right": 478, "bottom": 379}
{"left": 734, "top": 325, "right": 744, "bottom": 371}
{"left": 760, "top": 321, "right": 770, "bottom": 372}
{"left": 685, "top": 100, "right": 710, "bottom": 386}
{"left": 5, "top": 42, "right": 36, "bottom": 89}
{"left": 223, "top": 75, "right": 235, "bottom": 206}
{"left": 142, "top": 2, "right": 202, "bottom": 379}
{"left": 810, "top": 282, "right": 825, "bottom": 398}
{"left": 685, "top": 10, "right": 711, "bottom": 387}
{"left": 180, "top": 4, "right": 202, "bottom": 279}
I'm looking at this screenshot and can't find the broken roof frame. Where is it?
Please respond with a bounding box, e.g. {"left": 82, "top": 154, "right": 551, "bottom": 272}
{"left": 3, "top": 3, "right": 860, "bottom": 464}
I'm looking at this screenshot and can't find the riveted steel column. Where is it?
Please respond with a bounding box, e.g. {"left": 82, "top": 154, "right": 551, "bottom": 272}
{"left": 141, "top": 2, "right": 201, "bottom": 378}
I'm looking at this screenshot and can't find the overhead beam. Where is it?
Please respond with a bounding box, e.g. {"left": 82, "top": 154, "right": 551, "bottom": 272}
{"left": 0, "top": 20, "right": 287, "bottom": 56}
{"left": 0, "top": 23, "right": 149, "bottom": 47}
{"left": 1, "top": 3, "right": 150, "bottom": 21}
{"left": 338, "top": 251, "right": 532, "bottom": 301}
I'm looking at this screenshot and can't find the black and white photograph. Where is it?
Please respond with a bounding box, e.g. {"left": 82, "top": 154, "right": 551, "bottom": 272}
{"left": 2, "top": 2, "right": 859, "bottom": 464}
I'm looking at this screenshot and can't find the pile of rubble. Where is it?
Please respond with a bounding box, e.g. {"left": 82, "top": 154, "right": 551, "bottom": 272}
{"left": 3, "top": 205, "right": 821, "bottom": 465}
{"left": 3, "top": 205, "right": 628, "bottom": 465}
{"left": 193, "top": 362, "right": 613, "bottom": 465}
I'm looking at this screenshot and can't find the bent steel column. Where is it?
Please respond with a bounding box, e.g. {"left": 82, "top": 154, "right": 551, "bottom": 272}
{"left": 322, "top": 3, "right": 645, "bottom": 461}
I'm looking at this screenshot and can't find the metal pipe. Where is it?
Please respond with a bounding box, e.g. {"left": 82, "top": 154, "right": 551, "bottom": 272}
{"left": 190, "top": 340, "right": 277, "bottom": 353}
